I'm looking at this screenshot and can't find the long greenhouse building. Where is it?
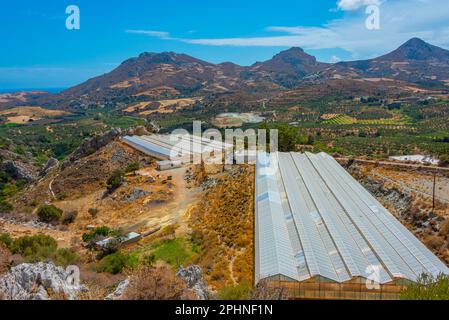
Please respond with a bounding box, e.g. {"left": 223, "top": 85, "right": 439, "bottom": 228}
{"left": 255, "top": 151, "right": 449, "bottom": 300}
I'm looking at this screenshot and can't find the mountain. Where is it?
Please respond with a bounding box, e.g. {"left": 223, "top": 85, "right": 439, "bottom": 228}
{"left": 325, "top": 38, "right": 449, "bottom": 85}
{"left": 379, "top": 37, "right": 449, "bottom": 61}
{"left": 3, "top": 38, "right": 449, "bottom": 110}
{"left": 246, "top": 47, "right": 329, "bottom": 88}
{"left": 36, "top": 48, "right": 328, "bottom": 108}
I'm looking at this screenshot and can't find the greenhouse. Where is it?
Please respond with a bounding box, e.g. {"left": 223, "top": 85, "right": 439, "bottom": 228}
{"left": 255, "top": 152, "right": 449, "bottom": 300}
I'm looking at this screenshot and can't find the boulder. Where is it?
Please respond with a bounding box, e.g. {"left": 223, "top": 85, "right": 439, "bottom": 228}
{"left": 104, "top": 278, "right": 130, "bottom": 300}
{"left": 124, "top": 126, "right": 149, "bottom": 136}
{"left": 124, "top": 188, "right": 150, "bottom": 202}
{"left": 176, "top": 265, "right": 209, "bottom": 300}
{"left": 39, "top": 158, "right": 59, "bottom": 177}
{"left": 1, "top": 160, "right": 37, "bottom": 181}
{"left": 0, "top": 262, "right": 84, "bottom": 300}
{"left": 63, "top": 128, "right": 122, "bottom": 169}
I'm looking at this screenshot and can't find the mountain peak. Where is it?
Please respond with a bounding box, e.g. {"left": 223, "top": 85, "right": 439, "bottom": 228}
{"left": 380, "top": 37, "right": 449, "bottom": 61}
{"left": 403, "top": 37, "right": 427, "bottom": 46}
{"left": 273, "top": 47, "right": 311, "bottom": 60}
{"left": 280, "top": 47, "right": 305, "bottom": 53}
{"left": 248, "top": 47, "right": 328, "bottom": 88}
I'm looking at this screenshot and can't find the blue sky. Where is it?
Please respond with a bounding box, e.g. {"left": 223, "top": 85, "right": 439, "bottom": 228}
{"left": 1, "top": 0, "right": 449, "bottom": 89}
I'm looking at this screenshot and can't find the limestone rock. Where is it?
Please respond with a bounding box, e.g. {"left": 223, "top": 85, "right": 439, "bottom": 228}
{"left": 177, "top": 265, "right": 209, "bottom": 300}
{"left": 104, "top": 279, "right": 130, "bottom": 300}
{"left": 0, "top": 262, "right": 84, "bottom": 300}
{"left": 1, "top": 160, "right": 37, "bottom": 181}
{"left": 63, "top": 128, "right": 122, "bottom": 169}
{"left": 39, "top": 158, "right": 59, "bottom": 177}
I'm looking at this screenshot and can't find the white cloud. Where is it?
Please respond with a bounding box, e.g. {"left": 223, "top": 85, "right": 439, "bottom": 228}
{"left": 337, "top": 0, "right": 382, "bottom": 11}
{"left": 126, "top": 30, "right": 172, "bottom": 39}
{"left": 127, "top": 0, "right": 449, "bottom": 60}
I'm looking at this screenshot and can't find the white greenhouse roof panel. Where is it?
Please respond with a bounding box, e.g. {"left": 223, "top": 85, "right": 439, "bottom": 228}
{"left": 255, "top": 151, "right": 449, "bottom": 285}
{"left": 122, "top": 134, "right": 234, "bottom": 163}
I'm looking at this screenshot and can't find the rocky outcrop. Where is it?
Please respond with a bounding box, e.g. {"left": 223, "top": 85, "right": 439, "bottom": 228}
{"left": 104, "top": 279, "right": 129, "bottom": 300}
{"left": 123, "top": 126, "right": 149, "bottom": 136}
{"left": 1, "top": 160, "right": 37, "bottom": 181}
{"left": 39, "top": 158, "right": 59, "bottom": 177}
{"left": 176, "top": 265, "right": 209, "bottom": 300}
{"left": 103, "top": 266, "right": 209, "bottom": 300}
{"left": 0, "top": 262, "right": 84, "bottom": 300}
{"left": 124, "top": 188, "right": 150, "bottom": 203}
{"left": 62, "top": 128, "right": 122, "bottom": 169}
{"left": 359, "top": 176, "right": 412, "bottom": 216}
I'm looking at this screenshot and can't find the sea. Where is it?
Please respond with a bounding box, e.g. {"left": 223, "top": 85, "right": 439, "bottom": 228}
{"left": 0, "top": 88, "right": 66, "bottom": 94}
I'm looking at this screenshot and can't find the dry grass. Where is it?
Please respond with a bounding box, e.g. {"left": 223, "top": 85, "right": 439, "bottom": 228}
{"left": 0, "top": 243, "right": 12, "bottom": 275}
{"left": 440, "top": 219, "right": 449, "bottom": 240}
{"left": 189, "top": 165, "right": 254, "bottom": 289}
{"left": 0, "top": 106, "right": 70, "bottom": 124}
{"left": 121, "top": 264, "right": 187, "bottom": 300}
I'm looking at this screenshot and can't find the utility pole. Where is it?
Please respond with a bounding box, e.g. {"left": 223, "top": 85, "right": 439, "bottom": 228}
{"left": 432, "top": 172, "right": 437, "bottom": 216}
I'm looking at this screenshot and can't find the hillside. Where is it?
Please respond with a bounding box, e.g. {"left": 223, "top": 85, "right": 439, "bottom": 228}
{"left": 325, "top": 38, "right": 449, "bottom": 85}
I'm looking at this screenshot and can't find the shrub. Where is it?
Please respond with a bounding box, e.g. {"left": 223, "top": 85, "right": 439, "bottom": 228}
{"left": 88, "top": 208, "right": 99, "bottom": 218}
{"left": 82, "top": 226, "right": 125, "bottom": 244}
{"left": 96, "top": 251, "right": 138, "bottom": 274}
{"left": 125, "top": 162, "right": 140, "bottom": 173}
{"left": 62, "top": 211, "right": 78, "bottom": 225}
{"left": 53, "top": 248, "right": 80, "bottom": 267}
{"left": 424, "top": 235, "right": 445, "bottom": 251}
{"left": 37, "top": 205, "right": 63, "bottom": 223}
{"left": 401, "top": 273, "right": 449, "bottom": 300}
{"left": 439, "top": 155, "right": 449, "bottom": 167}
{"left": 0, "top": 243, "right": 12, "bottom": 274}
{"left": 218, "top": 282, "right": 252, "bottom": 300}
{"left": 0, "top": 233, "right": 12, "bottom": 249}
{"left": 121, "top": 265, "right": 186, "bottom": 300}
{"left": 10, "top": 234, "right": 57, "bottom": 257}
{"left": 7, "top": 234, "right": 79, "bottom": 267}
{"left": 0, "top": 200, "right": 13, "bottom": 212}
{"left": 439, "top": 219, "right": 449, "bottom": 238}
{"left": 82, "top": 226, "right": 113, "bottom": 243}
{"left": 107, "top": 170, "right": 124, "bottom": 192}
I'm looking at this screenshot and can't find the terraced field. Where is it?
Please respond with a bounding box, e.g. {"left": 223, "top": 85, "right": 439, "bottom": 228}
{"left": 322, "top": 113, "right": 411, "bottom": 126}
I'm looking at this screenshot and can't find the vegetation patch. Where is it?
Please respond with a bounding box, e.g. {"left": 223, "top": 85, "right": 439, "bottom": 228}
{"left": 37, "top": 205, "right": 63, "bottom": 223}
{"left": 82, "top": 226, "right": 123, "bottom": 243}
{"left": 149, "top": 237, "right": 198, "bottom": 269}
{"left": 107, "top": 169, "right": 124, "bottom": 192}
{"left": 401, "top": 274, "right": 449, "bottom": 300}
{"left": 0, "top": 233, "right": 79, "bottom": 267}
{"left": 95, "top": 251, "right": 139, "bottom": 274}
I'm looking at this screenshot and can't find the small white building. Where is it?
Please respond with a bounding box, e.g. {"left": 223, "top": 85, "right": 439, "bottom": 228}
{"left": 389, "top": 155, "right": 440, "bottom": 165}
{"left": 95, "top": 232, "right": 142, "bottom": 249}
{"left": 157, "top": 160, "right": 182, "bottom": 171}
